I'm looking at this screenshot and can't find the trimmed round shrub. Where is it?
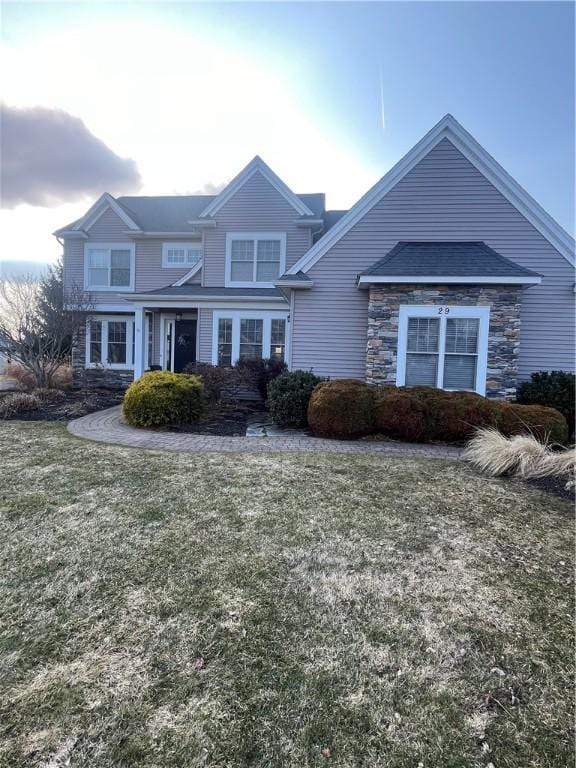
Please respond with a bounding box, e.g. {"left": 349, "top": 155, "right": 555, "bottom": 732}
{"left": 373, "top": 388, "right": 428, "bottom": 442}
{"left": 401, "top": 387, "right": 501, "bottom": 442}
{"left": 497, "top": 402, "right": 569, "bottom": 446}
{"left": 307, "top": 379, "right": 374, "bottom": 439}
{"left": 123, "top": 371, "right": 203, "bottom": 428}
{"left": 268, "top": 370, "right": 324, "bottom": 428}
{"left": 422, "top": 390, "right": 501, "bottom": 442}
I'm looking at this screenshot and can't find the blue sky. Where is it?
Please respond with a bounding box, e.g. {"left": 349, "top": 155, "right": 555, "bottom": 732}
{"left": 1, "top": 1, "right": 574, "bottom": 263}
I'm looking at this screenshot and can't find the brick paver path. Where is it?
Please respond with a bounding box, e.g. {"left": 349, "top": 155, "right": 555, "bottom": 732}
{"left": 68, "top": 406, "right": 463, "bottom": 459}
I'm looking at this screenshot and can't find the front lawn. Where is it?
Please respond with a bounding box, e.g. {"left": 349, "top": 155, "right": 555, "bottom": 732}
{"left": 0, "top": 422, "right": 573, "bottom": 767}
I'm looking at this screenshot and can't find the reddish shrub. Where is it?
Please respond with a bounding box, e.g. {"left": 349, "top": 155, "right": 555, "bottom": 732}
{"left": 497, "top": 402, "right": 569, "bottom": 445}
{"left": 373, "top": 388, "right": 428, "bottom": 442}
{"left": 307, "top": 380, "right": 374, "bottom": 439}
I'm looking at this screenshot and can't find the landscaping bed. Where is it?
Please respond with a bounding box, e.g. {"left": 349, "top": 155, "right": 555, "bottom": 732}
{"left": 0, "top": 421, "right": 573, "bottom": 768}
{"left": 0, "top": 389, "right": 124, "bottom": 421}
{"left": 158, "top": 401, "right": 266, "bottom": 436}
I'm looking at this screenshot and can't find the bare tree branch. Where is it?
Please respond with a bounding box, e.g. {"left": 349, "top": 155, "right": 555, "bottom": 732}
{"left": 0, "top": 265, "right": 92, "bottom": 389}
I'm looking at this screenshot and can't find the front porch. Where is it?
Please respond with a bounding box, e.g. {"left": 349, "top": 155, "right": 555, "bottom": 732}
{"left": 73, "top": 284, "right": 290, "bottom": 389}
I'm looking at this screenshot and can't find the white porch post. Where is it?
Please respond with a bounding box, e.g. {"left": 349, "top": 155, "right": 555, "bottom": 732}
{"left": 133, "top": 306, "right": 146, "bottom": 379}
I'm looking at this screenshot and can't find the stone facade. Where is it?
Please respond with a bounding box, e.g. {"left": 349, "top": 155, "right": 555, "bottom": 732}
{"left": 366, "top": 284, "right": 523, "bottom": 399}
{"left": 72, "top": 330, "right": 134, "bottom": 390}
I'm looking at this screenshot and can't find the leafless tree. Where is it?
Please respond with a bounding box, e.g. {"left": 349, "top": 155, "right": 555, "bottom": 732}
{"left": 0, "top": 272, "right": 92, "bottom": 389}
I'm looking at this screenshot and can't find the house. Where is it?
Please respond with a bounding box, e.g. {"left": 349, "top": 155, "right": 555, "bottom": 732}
{"left": 56, "top": 115, "right": 575, "bottom": 399}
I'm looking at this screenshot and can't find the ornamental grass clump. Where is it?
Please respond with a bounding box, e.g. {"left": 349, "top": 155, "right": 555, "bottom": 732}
{"left": 0, "top": 392, "right": 40, "bottom": 418}
{"left": 307, "top": 379, "right": 374, "bottom": 439}
{"left": 463, "top": 427, "right": 576, "bottom": 481}
{"left": 497, "top": 402, "right": 569, "bottom": 446}
{"left": 123, "top": 371, "right": 203, "bottom": 428}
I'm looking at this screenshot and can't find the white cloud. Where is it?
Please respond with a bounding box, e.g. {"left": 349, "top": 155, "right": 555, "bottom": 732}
{"left": 1, "top": 18, "right": 378, "bottom": 262}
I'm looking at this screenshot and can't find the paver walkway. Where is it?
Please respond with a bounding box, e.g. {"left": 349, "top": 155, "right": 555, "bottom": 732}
{"left": 68, "top": 406, "right": 463, "bottom": 459}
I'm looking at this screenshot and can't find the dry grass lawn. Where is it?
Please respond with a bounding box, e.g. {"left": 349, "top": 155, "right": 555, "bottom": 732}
{"left": 0, "top": 422, "right": 573, "bottom": 768}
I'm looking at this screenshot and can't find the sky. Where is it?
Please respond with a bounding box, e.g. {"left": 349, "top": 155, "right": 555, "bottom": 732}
{"left": 1, "top": 1, "right": 574, "bottom": 266}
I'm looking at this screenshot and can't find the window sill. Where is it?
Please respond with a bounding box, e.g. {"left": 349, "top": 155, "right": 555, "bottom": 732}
{"left": 224, "top": 281, "right": 278, "bottom": 289}
{"left": 85, "top": 285, "right": 134, "bottom": 292}
{"left": 86, "top": 364, "right": 134, "bottom": 370}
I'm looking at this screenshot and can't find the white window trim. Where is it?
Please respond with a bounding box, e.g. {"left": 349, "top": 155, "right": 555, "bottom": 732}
{"left": 396, "top": 305, "right": 490, "bottom": 395}
{"left": 85, "top": 315, "right": 135, "bottom": 370}
{"left": 211, "top": 310, "right": 289, "bottom": 365}
{"left": 225, "top": 232, "right": 287, "bottom": 288}
{"left": 162, "top": 242, "right": 203, "bottom": 269}
{"left": 84, "top": 242, "right": 136, "bottom": 292}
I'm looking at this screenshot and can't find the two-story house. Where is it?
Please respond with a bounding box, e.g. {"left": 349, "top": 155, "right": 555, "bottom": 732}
{"left": 57, "top": 115, "right": 575, "bottom": 398}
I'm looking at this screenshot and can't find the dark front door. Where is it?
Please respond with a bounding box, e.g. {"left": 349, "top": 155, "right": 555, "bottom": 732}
{"left": 173, "top": 319, "right": 197, "bottom": 372}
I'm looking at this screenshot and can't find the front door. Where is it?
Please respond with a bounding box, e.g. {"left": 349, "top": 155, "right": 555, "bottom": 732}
{"left": 173, "top": 319, "right": 197, "bottom": 372}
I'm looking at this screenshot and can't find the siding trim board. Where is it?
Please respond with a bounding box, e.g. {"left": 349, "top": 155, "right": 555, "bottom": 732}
{"left": 288, "top": 114, "right": 575, "bottom": 275}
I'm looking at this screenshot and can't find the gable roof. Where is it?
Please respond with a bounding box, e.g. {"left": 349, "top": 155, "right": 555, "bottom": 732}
{"left": 358, "top": 241, "right": 541, "bottom": 285}
{"left": 288, "top": 114, "right": 575, "bottom": 275}
{"left": 198, "top": 156, "right": 315, "bottom": 218}
{"left": 55, "top": 191, "right": 326, "bottom": 237}
{"left": 54, "top": 193, "right": 142, "bottom": 236}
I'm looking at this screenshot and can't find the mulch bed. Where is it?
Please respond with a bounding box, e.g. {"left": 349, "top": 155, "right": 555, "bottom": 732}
{"left": 0, "top": 389, "right": 124, "bottom": 422}
{"left": 524, "top": 475, "right": 575, "bottom": 502}
{"left": 159, "top": 401, "right": 266, "bottom": 437}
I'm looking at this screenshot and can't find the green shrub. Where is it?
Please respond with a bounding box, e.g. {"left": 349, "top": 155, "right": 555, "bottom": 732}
{"left": 497, "top": 402, "right": 569, "bottom": 446}
{"left": 373, "top": 387, "right": 428, "bottom": 442}
{"left": 123, "top": 372, "right": 203, "bottom": 428}
{"left": 0, "top": 392, "right": 40, "bottom": 418}
{"left": 517, "top": 371, "right": 575, "bottom": 432}
{"left": 268, "top": 370, "right": 324, "bottom": 427}
{"left": 307, "top": 379, "right": 374, "bottom": 439}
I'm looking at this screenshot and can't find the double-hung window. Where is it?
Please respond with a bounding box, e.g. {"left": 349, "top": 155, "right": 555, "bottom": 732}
{"left": 162, "top": 243, "right": 202, "bottom": 268}
{"left": 225, "top": 233, "right": 286, "bottom": 287}
{"left": 213, "top": 313, "right": 288, "bottom": 366}
{"left": 396, "top": 305, "right": 489, "bottom": 395}
{"left": 86, "top": 317, "right": 135, "bottom": 368}
{"left": 84, "top": 243, "right": 135, "bottom": 290}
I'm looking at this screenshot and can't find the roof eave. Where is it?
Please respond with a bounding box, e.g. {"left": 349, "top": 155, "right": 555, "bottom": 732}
{"left": 357, "top": 274, "right": 542, "bottom": 288}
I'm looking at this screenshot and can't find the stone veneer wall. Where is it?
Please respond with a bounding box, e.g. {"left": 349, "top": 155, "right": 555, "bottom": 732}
{"left": 72, "top": 329, "right": 135, "bottom": 390}
{"left": 366, "top": 284, "right": 523, "bottom": 399}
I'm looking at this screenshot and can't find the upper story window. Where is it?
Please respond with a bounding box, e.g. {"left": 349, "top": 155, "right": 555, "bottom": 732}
{"left": 84, "top": 243, "right": 135, "bottom": 291}
{"left": 225, "top": 232, "right": 286, "bottom": 287}
{"left": 162, "top": 242, "right": 202, "bottom": 268}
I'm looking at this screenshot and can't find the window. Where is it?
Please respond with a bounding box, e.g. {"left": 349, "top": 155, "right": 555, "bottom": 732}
{"left": 86, "top": 317, "right": 135, "bottom": 368}
{"left": 270, "top": 319, "right": 286, "bottom": 362}
{"left": 405, "top": 317, "right": 440, "bottom": 387}
{"left": 217, "top": 318, "right": 233, "bottom": 366}
{"left": 84, "top": 243, "right": 135, "bottom": 290}
{"left": 397, "top": 306, "right": 489, "bottom": 395}
{"left": 239, "top": 319, "right": 263, "bottom": 360}
{"left": 225, "top": 233, "right": 286, "bottom": 286}
{"left": 162, "top": 243, "right": 202, "bottom": 268}
{"left": 212, "top": 312, "right": 289, "bottom": 365}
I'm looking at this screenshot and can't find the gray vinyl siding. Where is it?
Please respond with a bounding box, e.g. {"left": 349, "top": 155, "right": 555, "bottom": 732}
{"left": 63, "top": 208, "right": 201, "bottom": 304}
{"left": 202, "top": 171, "right": 312, "bottom": 286}
{"left": 292, "top": 138, "right": 575, "bottom": 380}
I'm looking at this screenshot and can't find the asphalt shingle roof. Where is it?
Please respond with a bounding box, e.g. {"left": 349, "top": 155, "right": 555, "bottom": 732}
{"left": 362, "top": 241, "right": 541, "bottom": 279}
{"left": 115, "top": 193, "right": 326, "bottom": 232}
